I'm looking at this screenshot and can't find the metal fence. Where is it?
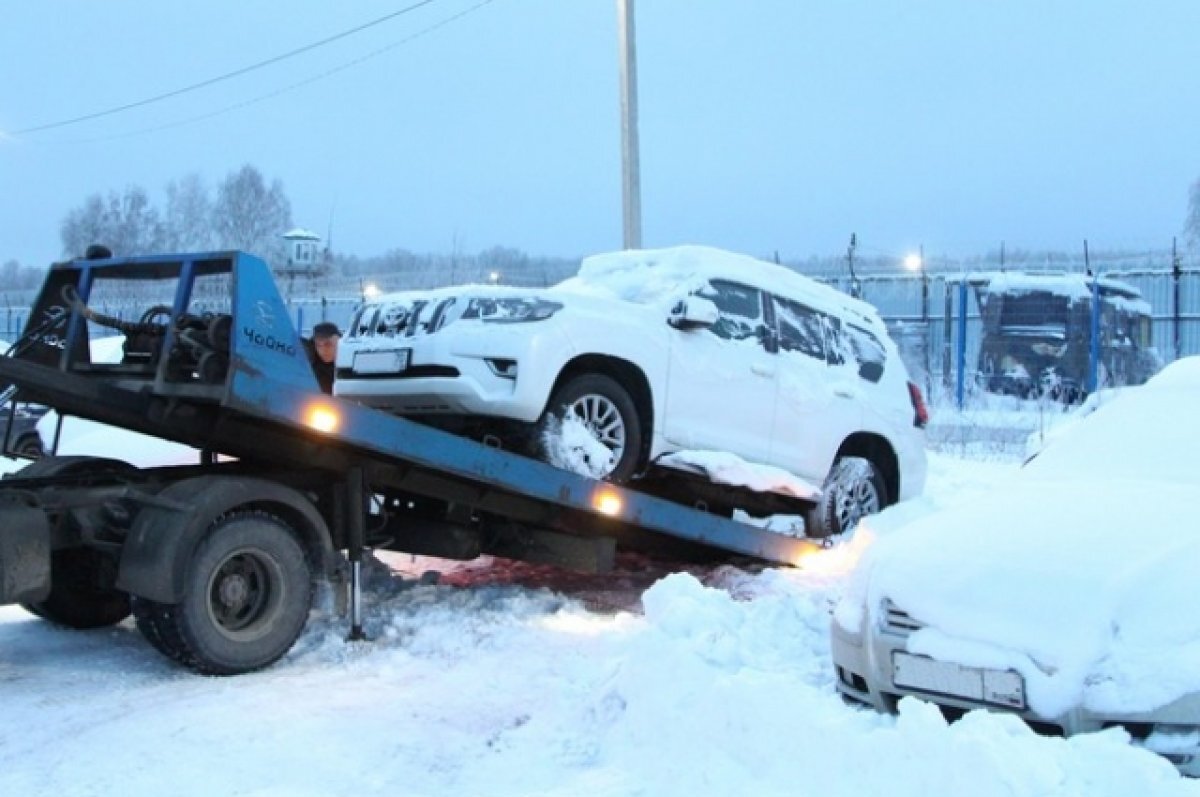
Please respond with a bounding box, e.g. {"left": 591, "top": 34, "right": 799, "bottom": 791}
{"left": 6, "top": 264, "right": 1198, "bottom": 403}
{"left": 821, "top": 266, "right": 1200, "bottom": 405}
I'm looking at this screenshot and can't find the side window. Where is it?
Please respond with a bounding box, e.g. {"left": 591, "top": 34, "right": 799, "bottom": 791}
{"left": 845, "top": 324, "right": 887, "bottom": 382}
{"left": 699, "top": 280, "right": 766, "bottom": 342}
{"left": 772, "top": 295, "right": 826, "bottom": 360}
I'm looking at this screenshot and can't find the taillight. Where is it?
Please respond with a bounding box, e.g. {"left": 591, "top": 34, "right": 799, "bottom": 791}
{"left": 907, "top": 381, "right": 929, "bottom": 429}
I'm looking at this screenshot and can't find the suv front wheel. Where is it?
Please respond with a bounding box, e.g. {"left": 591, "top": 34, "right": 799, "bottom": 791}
{"left": 536, "top": 373, "right": 642, "bottom": 483}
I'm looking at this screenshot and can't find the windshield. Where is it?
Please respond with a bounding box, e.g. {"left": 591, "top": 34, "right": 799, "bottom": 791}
{"left": 995, "top": 291, "right": 1070, "bottom": 333}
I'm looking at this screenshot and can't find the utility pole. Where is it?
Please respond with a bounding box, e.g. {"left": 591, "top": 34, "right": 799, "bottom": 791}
{"left": 616, "top": 0, "right": 643, "bottom": 249}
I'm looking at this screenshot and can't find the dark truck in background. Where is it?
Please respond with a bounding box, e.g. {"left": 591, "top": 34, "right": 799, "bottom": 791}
{"left": 972, "top": 272, "right": 1160, "bottom": 402}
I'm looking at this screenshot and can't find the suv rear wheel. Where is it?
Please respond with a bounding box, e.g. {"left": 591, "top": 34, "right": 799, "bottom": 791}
{"left": 536, "top": 373, "right": 642, "bottom": 483}
{"left": 805, "top": 456, "right": 886, "bottom": 538}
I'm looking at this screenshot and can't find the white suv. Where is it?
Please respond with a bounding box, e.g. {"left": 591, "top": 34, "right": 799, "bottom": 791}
{"left": 335, "top": 246, "right": 928, "bottom": 536}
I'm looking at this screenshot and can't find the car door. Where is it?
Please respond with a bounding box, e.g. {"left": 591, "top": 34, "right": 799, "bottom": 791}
{"left": 662, "top": 279, "right": 776, "bottom": 463}
{"left": 768, "top": 294, "right": 863, "bottom": 481}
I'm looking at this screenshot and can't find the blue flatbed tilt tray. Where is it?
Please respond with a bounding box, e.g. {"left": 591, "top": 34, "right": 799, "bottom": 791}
{"left": 0, "top": 251, "right": 817, "bottom": 568}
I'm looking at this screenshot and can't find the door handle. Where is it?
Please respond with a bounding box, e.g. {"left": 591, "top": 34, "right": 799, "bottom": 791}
{"left": 750, "top": 363, "right": 775, "bottom": 377}
{"left": 833, "top": 386, "right": 855, "bottom": 399}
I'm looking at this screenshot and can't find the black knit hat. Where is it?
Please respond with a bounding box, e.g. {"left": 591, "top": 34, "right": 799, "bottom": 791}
{"left": 312, "top": 322, "right": 341, "bottom": 339}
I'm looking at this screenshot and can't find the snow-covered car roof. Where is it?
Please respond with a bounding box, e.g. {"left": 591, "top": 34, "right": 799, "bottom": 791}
{"left": 555, "top": 245, "right": 882, "bottom": 323}
{"left": 836, "top": 356, "right": 1200, "bottom": 718}
{"left": 968, "top": 271, "right": 1152, "bottom": 315}
{"left": 368, "top": 246, "right": 883, "bottom": 329}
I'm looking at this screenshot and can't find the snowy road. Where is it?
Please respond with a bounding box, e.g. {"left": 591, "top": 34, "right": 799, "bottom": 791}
{"left": 1, "top": 454, "right": 1195, "bottom": 796}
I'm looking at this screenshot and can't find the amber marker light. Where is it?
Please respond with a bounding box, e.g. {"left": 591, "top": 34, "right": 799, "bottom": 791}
{"left": 305, "top": 404, "right": 341, "bottom": 434}
{"left": 593, "top": 488, "right": 623, "bottom": 517}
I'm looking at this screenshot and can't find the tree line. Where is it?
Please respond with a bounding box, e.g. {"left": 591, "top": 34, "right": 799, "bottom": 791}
{"left": 59, "top": 164, "right": 293, "bottom": 266}
{"left": 9, "top": 164, "right": 1198, "bottom": 298}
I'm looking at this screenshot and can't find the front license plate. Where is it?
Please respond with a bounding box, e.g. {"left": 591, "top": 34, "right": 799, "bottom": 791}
{"left": 353, "top": 349, "right": 410, "bottom": 374}
{"left": 893, "top": 652, "right": 1025, "bottom": 709}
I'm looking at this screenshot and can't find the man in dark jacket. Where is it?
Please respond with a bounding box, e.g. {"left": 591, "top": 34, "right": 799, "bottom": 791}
{"left": 303, "top": 321, "right": 341, "bottom": 393}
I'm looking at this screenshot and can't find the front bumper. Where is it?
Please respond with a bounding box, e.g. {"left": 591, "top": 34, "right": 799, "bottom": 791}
{"left": 334, "top": 324, "right": 563, "bottom": 423}
{"left": 831, "top": 616, "right": 1200, "bottom": 777}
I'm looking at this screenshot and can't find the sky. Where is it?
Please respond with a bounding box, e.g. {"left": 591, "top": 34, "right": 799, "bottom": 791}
{"left": 3, "top": 0, "right": 1200, "bottom": 270}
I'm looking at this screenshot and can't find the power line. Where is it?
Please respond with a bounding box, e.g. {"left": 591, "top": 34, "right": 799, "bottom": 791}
{"left": 59, "top": 0, "right": 497, "bottom": 145}
{"left": 12, "top": 0, "right": 442, "bottom": 135}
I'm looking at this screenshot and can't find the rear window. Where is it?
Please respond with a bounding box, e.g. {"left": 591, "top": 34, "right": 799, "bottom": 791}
{"left": 844, "top": 324, "right": 886, "bottom": 382}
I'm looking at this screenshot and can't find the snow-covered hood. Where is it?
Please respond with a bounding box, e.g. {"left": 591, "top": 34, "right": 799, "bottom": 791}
{"left": 346, "top": 283, "right": 660, "bottom": 340}
{"left": 837, "top": 356, "right": 1200, "bottom": 718}
{"left": 353, "top": 245, "right": 890, "bottom": 342}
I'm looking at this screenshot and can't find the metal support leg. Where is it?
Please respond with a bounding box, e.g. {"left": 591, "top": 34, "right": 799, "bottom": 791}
{"left": 345, "top": 466, "right": 368, "bottom": 641}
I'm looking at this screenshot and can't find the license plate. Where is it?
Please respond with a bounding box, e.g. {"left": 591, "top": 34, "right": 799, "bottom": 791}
{"left": 353, "top": 349, "right": 410, "bottom": 374}
{"left": 893, "top": 652, "right": 1025, "bottom": 709}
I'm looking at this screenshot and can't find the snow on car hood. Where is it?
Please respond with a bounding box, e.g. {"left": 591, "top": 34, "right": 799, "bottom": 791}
{"left": 836, "top": 356, "right": 1200, "bottom": 718}
{"left": 360, "top": 246, "right": 887, "bottom": 338}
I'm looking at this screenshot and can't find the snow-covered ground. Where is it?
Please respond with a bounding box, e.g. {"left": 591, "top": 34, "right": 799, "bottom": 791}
{"left": 2, "top": 449, "right": 1195, "bottom": 795}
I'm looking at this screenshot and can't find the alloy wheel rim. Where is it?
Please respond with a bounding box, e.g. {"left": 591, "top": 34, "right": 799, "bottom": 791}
{"left": 835, "top": 478, "right": 880, "bottom": 532}
{"left": 566, "top": 394, "right": 626, "bottom": 472}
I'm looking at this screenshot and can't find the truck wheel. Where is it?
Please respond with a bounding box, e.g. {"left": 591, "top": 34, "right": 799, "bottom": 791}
{"left": 136, "top": 511, "right": 313, "bottom": 675}
{"left": 804, "top": 457, "right": 886, "bottom": 539}
{"left": 537, "top": 373, "right": 642, "bottom": 482}
{"left": 13, "top": 434, "right": 43, "bottom": 458}
{"left": 17, "top": 456, "right": 135, "bottom": 628}
{"left": 22, "top": 548, "right": 131, "bottom": 629}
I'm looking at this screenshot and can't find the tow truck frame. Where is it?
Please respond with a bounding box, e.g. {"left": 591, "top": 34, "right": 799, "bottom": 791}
{"left": 0, "top": 251, "right": 816, "bottom": 674}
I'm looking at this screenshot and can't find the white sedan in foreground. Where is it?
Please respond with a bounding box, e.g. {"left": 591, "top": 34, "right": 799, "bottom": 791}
{"left": 832, "top": 356, "right": 1200, "bottom": 776}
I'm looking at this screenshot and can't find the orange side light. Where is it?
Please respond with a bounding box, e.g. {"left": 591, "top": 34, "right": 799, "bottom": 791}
{"left": 593, "top": 489, "right": 623, "bottom": 517}
{"left": 305, "top": 405, "right": 341, "bottom": 434}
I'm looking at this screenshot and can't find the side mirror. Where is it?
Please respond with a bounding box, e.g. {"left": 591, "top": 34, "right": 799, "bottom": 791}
{"left": 668, "top": 297, "right": 719, "bottom": 330}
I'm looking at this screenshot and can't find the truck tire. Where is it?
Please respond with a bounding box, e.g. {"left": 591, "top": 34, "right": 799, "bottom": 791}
{"left": 13, "top": 433, "right": 43, "bottom": 458}
{"left": 536, "top": 373, "right": 643, "bottom": 483}
{"left": 17, "top": 456, "right": 135, "bottom": 628}
{"left": 804, "top": 456, "right": 887, "bottom": 539}
{"left": 23, "top": 548, "right": 131, "bottom": 629}
{"left": 133, "top": 511, "right": 313, "bottom": 675}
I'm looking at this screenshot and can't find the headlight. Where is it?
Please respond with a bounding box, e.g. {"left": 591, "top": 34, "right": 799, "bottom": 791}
{"left": 463, "top": 298, "right": 563, "bottom": 323}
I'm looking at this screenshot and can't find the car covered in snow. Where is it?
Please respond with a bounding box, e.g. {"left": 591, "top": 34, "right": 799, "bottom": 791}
{"left": 972, "top": 272, "right": 1160, "bottom": 402}
{"left": 831, "top": 356, "right": 1200, "bottom": 775}
{"left": 335, "top": 246, "right": 928, "bottom": 536}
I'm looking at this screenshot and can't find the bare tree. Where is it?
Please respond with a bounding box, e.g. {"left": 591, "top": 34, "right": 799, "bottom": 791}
{"left": 60, "top": 185, "right": 163, "bottom": 258}
{"left": 211, "top": 164, "right": 292, "bottom": 263}
{"left": 162, "top": 173, "right": 213, "bottom": 252}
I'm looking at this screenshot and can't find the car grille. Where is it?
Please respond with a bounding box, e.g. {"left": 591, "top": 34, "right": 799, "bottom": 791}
{"left": 351, "top": 298, "right": 458, "bottom": 340}
{"left": 881, "top": 599, "right": 926, "bottom": 636}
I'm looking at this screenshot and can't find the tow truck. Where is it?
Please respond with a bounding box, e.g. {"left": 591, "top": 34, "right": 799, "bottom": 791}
{"left": 0, "top": 250, "right": 818, "bottom": 675}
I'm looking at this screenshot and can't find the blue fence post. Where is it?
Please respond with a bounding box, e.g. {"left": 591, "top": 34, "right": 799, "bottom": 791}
{"left": 1087, "top": 274, "right": 1101, "bottom": 393}
{"left": 956, "top": 278, "right": 968, "bottom": 410}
